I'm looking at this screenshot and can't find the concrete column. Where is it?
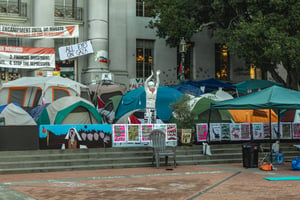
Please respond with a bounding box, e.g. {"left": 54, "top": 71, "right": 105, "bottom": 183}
{"left": 83, "top": 0, "right": 109, "bottom": 84}
{"left": 32, "top": 0, "right": 54, "bottom": 48}
{"left": 28, "top": 0, "right": 55, "bottom": 76}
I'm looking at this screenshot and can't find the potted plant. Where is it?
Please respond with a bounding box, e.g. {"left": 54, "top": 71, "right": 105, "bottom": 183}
{"left": 170, "top": 94, "right": 196, "bottom": 145}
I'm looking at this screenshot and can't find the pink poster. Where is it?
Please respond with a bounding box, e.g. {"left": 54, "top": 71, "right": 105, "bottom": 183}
{"left": 293, "top": 123, "right": 300, "bottom": 139}
{"left": 141, "top": 124, "right": 153, "bottom": 142}
{"left": 196, "top": 124, "right": 208, "bottom": 142}
{"left": 241, "top": 123, "right": 250, "bottom": 140}
{"left": 113, "top": 124, "right": 126, "bottom": 142}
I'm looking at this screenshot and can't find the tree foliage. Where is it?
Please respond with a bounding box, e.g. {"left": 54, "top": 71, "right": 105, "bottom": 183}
{"left": 145, "top": 0, "right": 300, "bottom": 89}
{"left": 170, "top": 94, "right": 196, "bottom": 129}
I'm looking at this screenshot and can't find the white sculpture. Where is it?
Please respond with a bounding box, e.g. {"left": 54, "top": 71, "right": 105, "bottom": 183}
{"left": 144, "top": 70, "right": 160, "bottom": 109}
{"left": 144, "top": 70, "right": 160, "bottom": 124}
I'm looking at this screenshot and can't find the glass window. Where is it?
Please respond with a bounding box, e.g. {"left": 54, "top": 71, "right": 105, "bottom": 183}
{"left": 0, "top": 0, "right": 20, "bottom": 14}
{"left": 136, "top": 0, "right": 150, "bottom": 17}
{"left": 215, "top": 44, "right": 230, "bottom": 81}
{"left": 136, "top": 39, "right": 154, "bottom": 78}
{"left": 8, "top": 88, "right": 26, "bottom": 106}
{"left": 55, "top": 0, "right": 76, "bottom": 18}
{"left": 52, "top": 87, "right": 71, "bottom": 101}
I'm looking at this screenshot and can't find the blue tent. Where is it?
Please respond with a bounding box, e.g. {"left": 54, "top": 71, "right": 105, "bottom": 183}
{"left": 115, "top": 86, "right": 183, "bottom": 121}
{"left": 29, "top": 103, "right": 50, "bottom": 121}
{"left": 185, "top": 78, "right": 236, "bottom": 93}
{"left": 172, "top": 84, "right": 202, "bottom": 96}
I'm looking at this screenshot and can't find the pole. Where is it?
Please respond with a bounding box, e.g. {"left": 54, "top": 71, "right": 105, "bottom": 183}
{"left": 180, "top": 52, "right": 185, "bottom": 83}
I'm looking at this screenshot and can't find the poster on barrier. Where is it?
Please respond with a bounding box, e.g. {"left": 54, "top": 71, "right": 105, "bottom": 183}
{"left": 281, "top": 122, "right": 292, "bottom": 139}
{"left": 292, "top": 123, "right": 300, "bottom": 139}
{"left": 252, "top": 123, "right": 264, "bottom": 140}
{"left": 196, "top": 123, "right": 208, "bottom": 142}
{"left": 230, "top": 123, "right": 241, "bottom": 140}
{"left": 181, "top": 129, "right": 192, "bottom": 145}
{"left": 154, "top": 124, "right": 167, "bottom": 134}
{"left": 113, "top": 124, "right": 126, "bottom": 143}
{"left": 141, "top": 124, "right": 153, "bottom": 142}
{"left": 221, "top": 123, "right": 230, "bottom": 140}
{"left": 263, "top": 123, "right": 271, "bottom": 139}
{"left": 241, "top": 123, "right": 251, "bottom": 140}
{"left": 271, "top": 123, "right": 281, "bottom": 140}
{"left": 166, "top": 124, "right": 177, "bottom": 142}
{"left": 127, "top": 124, "right": 140, "bottom": 143}
{"left": 210, "top": 123, "right": 221, "bottom": 142}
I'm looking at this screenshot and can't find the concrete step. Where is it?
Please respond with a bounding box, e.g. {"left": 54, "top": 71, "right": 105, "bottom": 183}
{"left": 0, "top": 143, "right": 297, "bottom": 174}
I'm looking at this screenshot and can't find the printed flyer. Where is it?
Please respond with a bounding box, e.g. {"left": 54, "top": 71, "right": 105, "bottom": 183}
{"left": 196, "top": 123, "right": 208, "bottom": 142}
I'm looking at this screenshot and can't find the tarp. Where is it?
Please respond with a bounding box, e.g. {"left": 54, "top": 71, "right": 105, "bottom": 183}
{"left": 234, "top": 79, "right": 283, "bottom": 94}
{"left": 99, "top": 95, "right": 122, "bottom": 123}
{"left": 280, "top": 110, "right": 300, "bottom": 122}
{"left": 115, "top": 86, "right": 183, "bottom": 121}
{"left": 36, "top": 96, "right": 101, "bottom": 125}
{"left": 171, "top": 84, "right": 202, "bottom": 96}
{"left": 185, "top": 78, "right": 236, "bottom": 93}
{"left": 211, "top": 86, "right": 300, "bottom": 110}
{"left": 88, "top": 82, "right": 125, "bottom": 105}
{"left": 0, "top": 103, "right": 36, "bottom": 125}
{"left": 0, "top": 76, "right": 89, "bottom": 109}
{"left": 228, "top": 109, "right": 278, "bottom": 123}
{"left": 115, "top": 109, "right": 144, "bottom": 124}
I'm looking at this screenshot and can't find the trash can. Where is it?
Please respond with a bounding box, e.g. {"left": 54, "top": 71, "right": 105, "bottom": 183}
{"left": 242, "top": 143, "right": 259, "bottom": 168}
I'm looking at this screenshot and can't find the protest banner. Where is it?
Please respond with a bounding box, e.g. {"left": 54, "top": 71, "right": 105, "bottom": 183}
{"left": 0, "top": 25, "right": 79, "bottom": 38}
{"left": 0, "top": 45, "right": 55, "bottom": 69}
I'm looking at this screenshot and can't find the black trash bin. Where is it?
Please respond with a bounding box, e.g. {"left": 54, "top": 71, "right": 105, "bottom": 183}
{"left": 242, "top": 143, "right": 259, "bottom": 168}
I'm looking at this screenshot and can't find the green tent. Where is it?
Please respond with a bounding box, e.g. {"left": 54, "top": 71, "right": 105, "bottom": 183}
{"left": 211, "top": 86, "right": 300, "bottom": 110}
{"left": 37, "top": 96, "right": 102, "bottom": 125}
{"left": 192, "top": 97, "right": 233, "bottom": 123}
{"left": 234, "top": 79, "right": 283, "bottom": 94}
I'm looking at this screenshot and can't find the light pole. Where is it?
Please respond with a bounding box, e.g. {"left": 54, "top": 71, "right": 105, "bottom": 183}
{"left": 179, "top": 37, "right": 187, "bottom": 82}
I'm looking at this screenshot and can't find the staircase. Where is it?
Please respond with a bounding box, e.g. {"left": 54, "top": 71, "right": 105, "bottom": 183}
{"left": 0, "top": 142, "right": 298, "bottom": 174}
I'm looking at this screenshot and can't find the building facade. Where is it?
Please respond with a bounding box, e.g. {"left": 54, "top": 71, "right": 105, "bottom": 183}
{"left": 0, "top": 0, "right": 249, "bottom": 88}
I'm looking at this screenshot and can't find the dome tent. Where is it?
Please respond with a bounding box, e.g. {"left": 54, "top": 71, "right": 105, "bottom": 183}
{"left": 36, "top": 96, "right": 101, "bottom": 125}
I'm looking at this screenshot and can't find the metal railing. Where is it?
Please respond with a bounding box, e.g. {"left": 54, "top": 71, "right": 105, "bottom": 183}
{"left": 55, "top": 5, "right": 82, "bottom": 20}
{"left": 0, "top": 1, "right": 27, "bottom": 17}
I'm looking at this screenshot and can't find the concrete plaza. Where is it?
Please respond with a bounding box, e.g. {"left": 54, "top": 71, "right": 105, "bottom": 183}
{"left": 0, "top": 162, "right": 299, "bottom": 200}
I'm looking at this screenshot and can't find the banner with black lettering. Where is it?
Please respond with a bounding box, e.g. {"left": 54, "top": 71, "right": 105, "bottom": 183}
{"left": 0, "top": 45, "right": 55, "bottom": 69}
{"left": 0, "top": 25, "right": 79, "bottom": 38}
{"left": 58, "top": 40, "right": 94, "bottom": 60}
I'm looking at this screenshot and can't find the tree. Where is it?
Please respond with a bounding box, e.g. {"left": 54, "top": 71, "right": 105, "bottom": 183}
{"left": 145, "top": 0, "right": 300, "bottom": 89}
{"left": 170, "top": 94, "right": 196, "bottom": 129}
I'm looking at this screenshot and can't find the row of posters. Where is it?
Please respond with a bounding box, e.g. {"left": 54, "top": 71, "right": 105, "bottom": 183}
{"left": 196, "top": 122, "right": 300, "bottom": 142}
{"left": 112, "top": 124, "right": 177, "bottom": 147}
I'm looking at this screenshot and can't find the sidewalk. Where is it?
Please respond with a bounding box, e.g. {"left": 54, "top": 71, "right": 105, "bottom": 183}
{"left": 0, "top": 162, "right": 299, "bottom": 200}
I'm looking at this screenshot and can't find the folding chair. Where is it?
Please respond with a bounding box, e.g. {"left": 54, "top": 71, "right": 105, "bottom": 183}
{"left": 150, "top": 129, "right": 176, "bottom": 168}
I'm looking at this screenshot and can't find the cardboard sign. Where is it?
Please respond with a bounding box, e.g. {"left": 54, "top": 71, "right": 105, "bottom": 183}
{"left": 59, "top": 40, "right": 93, "bottom": 60}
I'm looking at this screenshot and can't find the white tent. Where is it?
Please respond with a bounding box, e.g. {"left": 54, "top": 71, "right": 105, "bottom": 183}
{"left": 0, "top": 103, "right": 36, "bottom": 125}
{"left": 0, "top": 76, "right": 90, "bottom": 109}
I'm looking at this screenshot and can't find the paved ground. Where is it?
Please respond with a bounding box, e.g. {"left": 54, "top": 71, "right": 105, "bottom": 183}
{"left": 0, "top": 162, "right": 299, "bottom": 200}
